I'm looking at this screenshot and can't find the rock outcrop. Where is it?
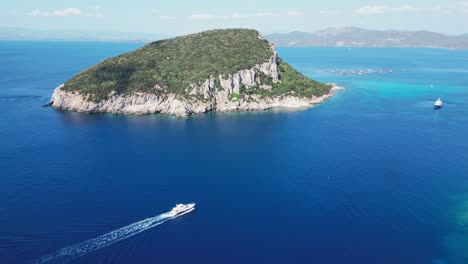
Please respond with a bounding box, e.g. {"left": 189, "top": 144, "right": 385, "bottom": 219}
{"left": 51, "top": 82, "right": 341, "bottom": 117}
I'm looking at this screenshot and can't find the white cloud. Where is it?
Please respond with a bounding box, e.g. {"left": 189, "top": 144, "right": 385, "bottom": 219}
{"left": 30, "top": 8, "right": 81, "bottom": 17}
{"left": 151, "top": 9, "right": 176, "bottom": 20}
{"left": 432, "top": 5, "right": 454, "bottom": 14}
{"left": 189, "top": 11, "right": 304, "bottom": 20}
{"left": 86, "top": 6, "right": 104, "bottom": 17}
{"left": 256, "top": 11, "right": 303, "bottom": 17}
{"left": 461, "top": 2, "right": 468, "bottom": 13}
{"left": 429, "top": 2, "right": 468, "bottom": 14}
{"left": 86, "top": 13, "right": 104, "bottom": 18}
{"left": 159, "top": 15, "right": 177, "bottom": 20}
{"left": 224, "top": 13, "right": 244, "bottom": 19}
{"left": 287, "top": 11, "right": 304, "bottom": 17}
{"left": 355, "top": 5, "right": 417, "bottom": 15}
{"left": 191, "top": 14, "right": 217, "bottom": 20}
{"left": 189, "top": 13, "right": 247, "bottom": 20}
{"left": 255, "top": 12, "right": 277, "bottom": 17}
{"left": 318, "top": 10, "right": 343, "bottom": 15}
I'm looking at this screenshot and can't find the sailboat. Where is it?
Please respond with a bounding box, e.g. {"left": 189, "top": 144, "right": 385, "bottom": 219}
{"left": 434, "top": 98, "right": 443, "bottom": 109}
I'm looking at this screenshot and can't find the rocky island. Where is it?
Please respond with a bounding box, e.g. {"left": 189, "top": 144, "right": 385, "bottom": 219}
{"left": 50, "top": 29, "right": 338, "bottom": 116}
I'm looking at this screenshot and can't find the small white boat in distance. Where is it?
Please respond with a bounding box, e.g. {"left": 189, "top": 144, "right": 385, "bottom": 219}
{"left": 434, "top": 98, "right": 443, "bottom": 109}
{"left": 169, "top": 203, "right": 196, "bottom": 217}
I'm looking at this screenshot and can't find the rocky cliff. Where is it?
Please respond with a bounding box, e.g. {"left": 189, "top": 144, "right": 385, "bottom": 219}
{"left": 50, "top": 29, "right": 337, "bottom": 116}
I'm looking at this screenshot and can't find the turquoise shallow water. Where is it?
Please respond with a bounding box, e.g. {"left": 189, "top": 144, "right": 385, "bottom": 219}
{"left": 0, "top": 42, "right": 468, "bottom": 264}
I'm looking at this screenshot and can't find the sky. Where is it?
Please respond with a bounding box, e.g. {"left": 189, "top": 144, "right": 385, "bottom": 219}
{"left": 1, "top": 0, "right": 468, "bottom": 35}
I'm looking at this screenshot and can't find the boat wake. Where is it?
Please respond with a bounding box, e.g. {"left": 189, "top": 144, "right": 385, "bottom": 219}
{"left": 36, "top": 207, "right": 194, "bottom": 264}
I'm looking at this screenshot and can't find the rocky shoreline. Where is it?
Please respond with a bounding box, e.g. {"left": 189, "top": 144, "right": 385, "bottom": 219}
{"left": 50, "top": 83, "right": 342, "bottom": 117}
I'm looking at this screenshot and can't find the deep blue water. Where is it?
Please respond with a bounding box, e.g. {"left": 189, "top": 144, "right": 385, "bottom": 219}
{"left": 1, "top": 41, "right": 468, "bottom": 264}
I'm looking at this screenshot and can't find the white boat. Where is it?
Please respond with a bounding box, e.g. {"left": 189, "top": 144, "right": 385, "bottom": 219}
{"left": 169, "top": 203, "right": 196, "bottom": 217}
{"left": 434, "top": 98, "right": 443, "bottom": 109}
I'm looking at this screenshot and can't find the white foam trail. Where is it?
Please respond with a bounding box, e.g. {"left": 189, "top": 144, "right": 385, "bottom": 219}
{"left": 37, "top": 208, "right": 194, "bottom": 264}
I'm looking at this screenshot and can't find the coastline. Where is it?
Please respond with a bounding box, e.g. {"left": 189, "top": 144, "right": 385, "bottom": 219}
{"left": 50, "top": 83, "right": 343, "bottom": 117}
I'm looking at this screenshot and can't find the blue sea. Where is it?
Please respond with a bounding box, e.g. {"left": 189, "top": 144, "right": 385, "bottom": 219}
{"left": 1, "top": 41, "right": 468, "bottom": 264}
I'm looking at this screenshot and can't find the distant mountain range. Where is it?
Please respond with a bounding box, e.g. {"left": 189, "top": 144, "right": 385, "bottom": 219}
{"left": 3, "top": 27, "right": 468, "bottom": 48}
{"left": 265, "top": 27, "right": 468, "bottom": 49}
{"left": 0, "top": 27, "right": 168, "bottom": 42}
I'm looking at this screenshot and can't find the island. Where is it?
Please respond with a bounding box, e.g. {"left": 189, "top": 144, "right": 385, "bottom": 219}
{"left": 50, "top": 29, "right": 339, "bottom": 117}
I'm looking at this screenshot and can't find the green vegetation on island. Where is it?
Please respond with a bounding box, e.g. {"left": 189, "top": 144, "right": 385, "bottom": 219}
{"left": 63, "top": 28, "right": 331, "bottom": 102}
{"left": 273, "top": 58, "right": 331, "bottom": 97}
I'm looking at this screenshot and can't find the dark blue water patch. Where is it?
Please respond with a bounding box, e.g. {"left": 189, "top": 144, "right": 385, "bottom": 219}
{"left": 0, "top": 43, "right": 468, "bottom": 264}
